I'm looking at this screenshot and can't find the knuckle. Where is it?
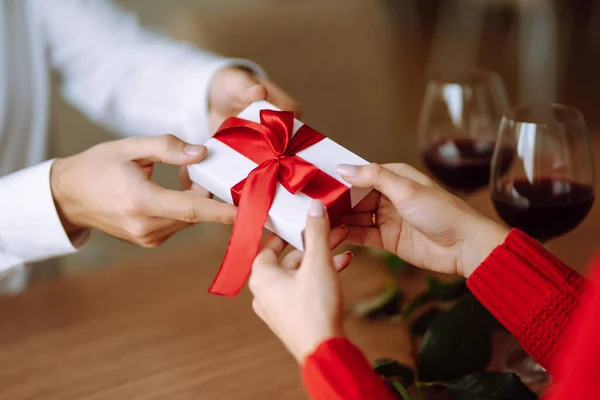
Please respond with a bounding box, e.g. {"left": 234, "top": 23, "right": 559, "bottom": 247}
{"left": 254, "top": 84, "right": 269, "bottom": 99}
{"left": 217, "top": 210, "right": 235, "bottom": 225}
{"left": 160, "top": 133, "right": 178, "bottom": 146}
{"left": 393, "top": 163, "right": 412, "bottom": 174}
{"left": 213, "top": 213, "right": 224, "bottom": 224}
{"left": 396, "top": 163, "right": 436, "bottom": 186}
{"left": 180, "top": 207, "right": 201, "bottom": 223}
{"left": 139, "top": 239, "right": 160, "bottom": 249}
{"left": 365, "top": 163, "right": 384, "bottom": 181}
{"left": 156, "top": 134, "right": 179, "bottom": 155}
{"left": 400, "top": 179, "right": 420, "bottom": 200}
{"left": 248, "top": 272, "right": 261, "bottom": 294}
{"left": 251, "top": 299, "right": 263, "bottom": 317}
{"left": 127, "top": 220, "right": 151, "bottom": 238}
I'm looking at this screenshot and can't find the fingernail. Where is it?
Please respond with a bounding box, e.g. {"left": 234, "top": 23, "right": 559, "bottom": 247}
{"left": 308, "top": 199, "right": 324, "bottom": 217}
{"left": 338, "top": 224, "right": 348, "bottom": 236}
{"left": 336, "top": 164, "right": 358, "bottom": 177}
{"left": 340, "top": 251, "right": 354, "bottom": 271}
{"left": 184, "top": 144, "right": 206, "bottom": 157}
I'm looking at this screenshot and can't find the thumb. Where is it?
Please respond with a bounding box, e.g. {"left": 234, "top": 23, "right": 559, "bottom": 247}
{"left": 214, "top": 68, "right": 268, "bottom": 112}
{"left": 302, "top": 200, "right": 332, "bottom": 267}
{"left": 228, "top": 69, "right": 268, "bottom": 104}
{"left": 124, "top": 134, "right": 207, "bottom": 166}
{"left": 239, "top": 80, "right": 269, "bottom": 105}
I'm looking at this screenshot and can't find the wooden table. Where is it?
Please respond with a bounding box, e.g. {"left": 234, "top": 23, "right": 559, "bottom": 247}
{"left": 0, "top": 224, "right": 415, "bottom": 400}
{"left": 1, "top": 141, "right": 599, "bottom": 400}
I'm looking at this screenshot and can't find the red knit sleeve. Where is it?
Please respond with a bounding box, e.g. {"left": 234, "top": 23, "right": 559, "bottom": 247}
{"left": 467, "top": 229, "right": 588, "bottom": 374}
{"left": 545, "top": 254, "right": 600, "bottom": 400}
{"left": 301, "top": 337, "right": 395, "bottom": 400}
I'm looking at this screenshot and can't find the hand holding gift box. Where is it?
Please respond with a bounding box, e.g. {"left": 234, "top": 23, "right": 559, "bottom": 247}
{"left": 188, "top": 101, "right": 372, "bottom": 296}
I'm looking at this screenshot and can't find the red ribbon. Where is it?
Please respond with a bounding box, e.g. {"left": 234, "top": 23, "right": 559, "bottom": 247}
{"left": 209, "top": 109, "right": 351, "bottom": 296}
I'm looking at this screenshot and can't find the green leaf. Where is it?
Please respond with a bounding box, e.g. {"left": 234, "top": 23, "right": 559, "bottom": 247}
{"left": 386, "top": 254, "right": 409, "bottom": 275}
{"left": 365, "top": 247, "right": 389, "bottom": 257}
{"left": 406, "top": 387, "right": 427, "bottom": 400}
{"left": 373, "top": 358, "right": 415, "bottom": 386}
{"left": 402, "top": 292, "right": 433, "bottom": 318}
{"left": 446, "top": 372, "right": 538, "bottom": 399}
{"left": 409, "top": 386, "right": 453, "bottom": 400}
{"left": 427, "top": 277, "right": 468, "bottom": 301}
{"left": 417, "top": 300, "right": 492, "bottom": 382}
{"left": 401, "top": 278, "right": 468, "bottom": 319}
{"left": 391, "top": 381, "right": 412, "bottom": 400}
{"left": 410, "top": 308, "right": 441, "bottom": 337}
{"left": 353, "top": 285, "right": 402, "bottom": 320}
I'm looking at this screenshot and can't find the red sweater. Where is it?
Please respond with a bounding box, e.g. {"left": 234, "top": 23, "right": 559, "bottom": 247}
{"left": 301, "top": 230, "right": 595, "bottom": 399}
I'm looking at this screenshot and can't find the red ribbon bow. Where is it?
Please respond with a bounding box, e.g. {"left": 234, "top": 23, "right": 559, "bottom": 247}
{"left": 209, "top": 109, "right": 351, "bottom": 296}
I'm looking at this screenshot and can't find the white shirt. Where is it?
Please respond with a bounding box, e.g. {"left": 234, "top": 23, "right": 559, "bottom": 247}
{"left": 0, "top": 0, "right": 263, "bottom": 274}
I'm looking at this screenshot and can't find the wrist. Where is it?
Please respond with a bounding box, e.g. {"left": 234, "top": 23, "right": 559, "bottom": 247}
{"left": 459, "top": 220, "right": 509, "bottom": 278}
{"left": 297, "top": 326, "right": 346, "bottom": 364}
{"left": 50, "top": 158, "right": 82, "bottom": 234}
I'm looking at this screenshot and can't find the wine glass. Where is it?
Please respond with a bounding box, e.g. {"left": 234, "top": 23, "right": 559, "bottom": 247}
{"left": 419, "top": 68, "right": 509, "bottom": 200}
{"left": 490, "top": 103, "right": 596, "bottom": 383}
{"left": 491, "top": 103, "right": 595, "bottom": 245}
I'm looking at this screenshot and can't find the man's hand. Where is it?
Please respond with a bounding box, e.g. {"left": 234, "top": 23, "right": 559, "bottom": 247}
{"left": 50, "top": 134, "right": 237, "bottom": 248}
{"left": 179, "top": 67, "right": 300, "bottom": 191}
{"left": 208, "top": 67, "right": 300, "bottom": 133}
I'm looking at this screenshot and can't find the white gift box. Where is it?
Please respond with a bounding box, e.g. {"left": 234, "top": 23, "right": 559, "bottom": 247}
{"left": 187, "top": 100, "right": 371, "bottom": 250}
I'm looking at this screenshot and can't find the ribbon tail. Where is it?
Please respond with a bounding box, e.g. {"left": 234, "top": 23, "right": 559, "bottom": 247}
{"left": 208, "top": 162, "right": 279, "bottom": 296}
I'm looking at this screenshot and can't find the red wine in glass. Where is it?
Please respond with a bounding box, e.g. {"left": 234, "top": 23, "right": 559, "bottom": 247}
{"left": 492, "top": 177, "right": 595, "bottom": 242}
{"left": 423, "top": 137, "right": 513, "bottom": 194}
{"left": 491, "top": 103, "right": 596, "bottom": 245}
{"left": 418, "top": 68, "right": 509, "bottom": 197}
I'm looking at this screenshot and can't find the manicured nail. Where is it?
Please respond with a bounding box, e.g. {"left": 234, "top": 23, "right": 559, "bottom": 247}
{"left": 340, "top": 251, "right": 354, "bottom": 272}
{"left": 184, "top": 144, "right": 206, "bottom": 156}
{"left": 336, "top": 164, "right": 358, "bottom": 177}
{"left": 308, "top": 199, "right": 324, "bottom": 217}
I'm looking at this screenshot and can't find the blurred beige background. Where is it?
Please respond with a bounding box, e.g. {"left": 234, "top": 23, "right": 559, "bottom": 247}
{"left": 51, "top": 0, "right": 599, "bottom": 274}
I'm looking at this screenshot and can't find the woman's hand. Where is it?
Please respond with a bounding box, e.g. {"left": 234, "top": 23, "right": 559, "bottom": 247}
{"left": 50, "top": 134, "right": 237, "bottom": 248}
{"left": 249, "top": 200, "right": 350, "bottom": 363}
{"left": 336, "top": 163, "right": 509, "bottom": 278}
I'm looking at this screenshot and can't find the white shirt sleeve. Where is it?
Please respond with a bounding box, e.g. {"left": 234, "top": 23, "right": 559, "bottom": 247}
{"left": 40, "top": 0, "right": 266, "bottom": 144}
{"left": 1, "top": 0, "right": 267, "bottom": 268}
{"left": 0, "top": 160, "right": 89, "bottom": 272}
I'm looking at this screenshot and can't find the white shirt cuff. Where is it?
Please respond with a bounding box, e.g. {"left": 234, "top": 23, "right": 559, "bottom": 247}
{"left": 0, "top": 160, "right": 89, "bottom": 272}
